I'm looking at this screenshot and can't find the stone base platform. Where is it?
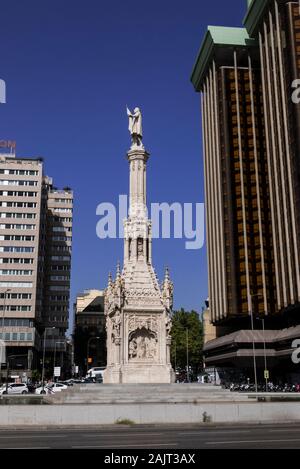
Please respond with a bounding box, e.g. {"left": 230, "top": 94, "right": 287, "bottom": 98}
{"left": 2, "top": 385, "right": 300, "bottom": 426}
{"left": 103, "top": 365, "right": 175, "bottom": 384}
{"left": 47, "top": 383, "right": 248, "bottom": 405}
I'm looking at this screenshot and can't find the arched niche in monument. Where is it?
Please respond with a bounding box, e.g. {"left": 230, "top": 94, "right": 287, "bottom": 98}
{"left": 128, "top": 327, "right": 158, "bottom": 362}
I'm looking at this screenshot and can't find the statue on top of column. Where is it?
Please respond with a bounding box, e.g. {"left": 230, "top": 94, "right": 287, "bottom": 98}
{"left": 127, "top": 106, "right": 143, "bottom": 148}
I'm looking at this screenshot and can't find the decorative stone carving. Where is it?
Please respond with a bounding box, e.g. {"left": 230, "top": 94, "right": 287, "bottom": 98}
{"left": 128, "top": 328, "right": 157, "bottom": 361}
{"left": 128, "top": 314, "right": 159, "bottom": 334}
{"left": 127, "top": 107, "right": 143, "bottom": 149}
{"left": 137, "top": 238, "right": 143, "bottom": 258}
{"left": 165, "top": 315, "right": 172, "bottom": 338}
{"left": 111, "top": 310, "right": 121, "bottom": 342}
{"left": 125, "top": 288, "right": 160, "bottom": 298}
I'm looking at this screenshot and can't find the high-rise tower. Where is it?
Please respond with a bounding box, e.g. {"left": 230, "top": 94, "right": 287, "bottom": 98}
{"left": 191, "top": 1, "right": 300, "bottom": 381}
{"left": 103, "top": 108, "right": 174, "bottom": 384}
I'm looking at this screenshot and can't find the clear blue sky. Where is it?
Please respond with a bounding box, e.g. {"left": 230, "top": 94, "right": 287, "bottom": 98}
{"left": 0, "top": 0, "right": 246, "bottom": 329}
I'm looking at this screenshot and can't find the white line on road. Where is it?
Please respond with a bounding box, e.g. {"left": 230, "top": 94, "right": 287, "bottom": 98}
{"left": 81, "top": 433, "right": 164, "bottom": 438}
{"left": 2, "top": 447, "right": 51, "bottom": 450}
{"left": 72, "top": 443, "right": 178, "bottom": 449}
{"left": 268, "top": 429, "right": 300, "bottom": 433}
{"left": 179, "top": 430, "right": 251, "bottom": 436}
{"left": 0, "top": 435, "right": 67, "bottom": 439}
{"left": 206, "top": 438, "right": 300, "bottom": 445}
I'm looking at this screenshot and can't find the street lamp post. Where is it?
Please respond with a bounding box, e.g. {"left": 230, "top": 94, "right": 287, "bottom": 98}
{"left": 174, "top": 342, "right": 177, "bottom": 373}
{"left": 71, "top": 340, "right": 75, "bottom": 378}
{"left": 249, "top": 294, "right": 258, "bottom": 393}
{"left": 0, "top": 289, "right": 10, "bottom": 384}
{"left": 186, "top": 329, "right": 189, "bottom": 383}
{"left": 41, "top": 327, "right": 55, "bottom": 392}
{"left": 262, "top": 318, "right": 268, "bottom": 392}
{"left": 53, "top": 340, "right": 65, "bottom": 383}
{"left": 257, "top": 317, "right": 268, "bottom": 392}
{"left": 86, "top": 337, "right": 100, "bottom": 375}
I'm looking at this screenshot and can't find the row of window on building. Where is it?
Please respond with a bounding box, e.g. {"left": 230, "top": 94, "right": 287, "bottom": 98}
{"left": 0, "top": 180, "right": 38, "bottom": 186}
{"left": 0, "top": 202, "right": 37, "bottom": 208}
{"left": 0, "top": 169, "right": 39, "bottom": 176}
{"left": 0, "top": 332, "right": 33, "bottom": 342}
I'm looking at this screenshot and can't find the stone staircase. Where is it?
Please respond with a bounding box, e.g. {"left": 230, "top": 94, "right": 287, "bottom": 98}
{"left": 45, "top": 383, "right": 249, "bottom": 405}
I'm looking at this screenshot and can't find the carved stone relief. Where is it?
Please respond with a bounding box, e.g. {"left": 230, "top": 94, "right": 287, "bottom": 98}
{"left": 128, "top": 328, "right": 157, "bottom": 361}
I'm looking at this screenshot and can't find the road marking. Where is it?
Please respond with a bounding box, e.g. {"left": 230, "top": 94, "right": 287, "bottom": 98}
{"left": 179, "top": 430, "right": 251, "bottom": 435}
{"left": 206, "top": 438, "right": 300, "bottom": 445}
{"left": 0, "top": 435, "right": 67, "bottom": 439}
{"left": 2, "top": 447, "right": 51, "bottom": 450}
{"left": 72, "top": 443, "right": 178, "bottom": 449}
{"left": 82, "top": 433, "right": 164, "bottom": 438}
{"left": 268, "top": 429, "right": 300, "bottom": 433}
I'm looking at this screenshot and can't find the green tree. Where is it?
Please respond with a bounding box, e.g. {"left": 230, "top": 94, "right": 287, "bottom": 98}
{"left": 31, "top": 369, "right": 41, "bottom": 382}
{"left": 170, "top": 308, "right": 203, "bottom": 376}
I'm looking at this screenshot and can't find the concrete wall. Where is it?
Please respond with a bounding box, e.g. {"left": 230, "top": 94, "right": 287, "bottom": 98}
{"left": 1, "top": 402, "right": 300, "bottom": 426}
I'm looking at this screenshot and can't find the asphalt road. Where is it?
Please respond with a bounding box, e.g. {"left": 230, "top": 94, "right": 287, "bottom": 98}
{"left": 0, "top": 424, "right": 299, "bottom": 449}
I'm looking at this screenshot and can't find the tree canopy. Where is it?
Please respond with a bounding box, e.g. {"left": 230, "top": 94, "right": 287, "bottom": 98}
{"left": 170, "top": 308, "right": 203, "bottom": 375}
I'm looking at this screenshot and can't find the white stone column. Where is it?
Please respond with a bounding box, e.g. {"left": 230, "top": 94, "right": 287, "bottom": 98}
{"left": 124, "top": 238, "right": 129, "bottom": 263}
{"left": 166, "top": 337, "right": 171, "bottom": 365}
{"left": 149, "top": 237, "right": 152, "bottom": 264}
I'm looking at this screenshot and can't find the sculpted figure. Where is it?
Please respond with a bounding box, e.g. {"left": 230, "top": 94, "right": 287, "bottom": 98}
{"left": 127, "top": 106, "right": 143, "bottom": 147}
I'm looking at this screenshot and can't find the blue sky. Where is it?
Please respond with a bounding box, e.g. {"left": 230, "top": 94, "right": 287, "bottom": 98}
{"left": 0, "top": 0, "right": 246, "bottom": 329}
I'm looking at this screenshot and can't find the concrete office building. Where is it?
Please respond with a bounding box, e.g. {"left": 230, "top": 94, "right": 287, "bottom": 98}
{"left": 191, "top": 0, "right": 300, "bottom": 382}
{"left": 39, "top": 177, "right": 73, "bottom": 370}
{"left": 0, "top": 146, "right": 73, "bottom": 379}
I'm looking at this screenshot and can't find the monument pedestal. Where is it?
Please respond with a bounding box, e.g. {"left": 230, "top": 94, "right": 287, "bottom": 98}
{"left": 103, "top": 364, "right": 175, "bottom": 384}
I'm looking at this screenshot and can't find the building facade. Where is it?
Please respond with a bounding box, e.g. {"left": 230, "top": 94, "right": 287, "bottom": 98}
{"left": 0, "top": 149, "right": 73, "bottom": 380}
{"left": 73, "top": 289, "right": 106, "bottom": 376}
{"left": 39, "top": 177, "right": 73, "bottom": 369}
{"left": 191, "top": 0, "right": 300, "bottom": 382}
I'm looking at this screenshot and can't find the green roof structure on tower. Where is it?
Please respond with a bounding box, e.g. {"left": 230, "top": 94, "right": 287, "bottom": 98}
{"left": 190, "top": 26, "right": 257, "bottom": 92}
{"left": 243, "top": 0, "right": 270, "bottom": 36}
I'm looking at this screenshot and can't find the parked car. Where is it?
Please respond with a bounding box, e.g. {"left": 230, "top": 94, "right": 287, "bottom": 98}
{"left": 82, "top": 375, "right": 103, "bottom": 384}
{"left": 35, "top": 385, "right": 54, "bottom": 395}
{"left": 47, "top": 382, "right": 68, "bottom": 393}
{"left": 35, "top": 382, "right": 68, "bottom": 394}
{"left": 62, "top": 379, "right": 74, "bottom": 386}
{"left": 0, "top": 383, "right": 29, "bottom": 395}
{"left": 86, "top": 367, "right": 105, "bottom": 379}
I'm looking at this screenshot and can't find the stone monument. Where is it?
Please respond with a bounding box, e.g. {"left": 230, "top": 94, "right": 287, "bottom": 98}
{"left": 103, "top": 107, "right": 174, "bottom": 384}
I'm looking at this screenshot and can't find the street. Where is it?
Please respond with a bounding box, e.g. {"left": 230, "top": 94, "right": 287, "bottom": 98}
{"left": 0, "top": 423, "right": 299, "bottom": 449}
